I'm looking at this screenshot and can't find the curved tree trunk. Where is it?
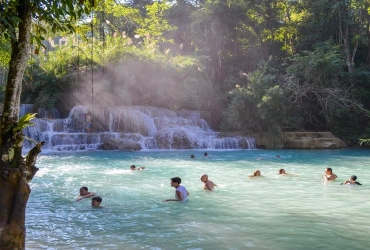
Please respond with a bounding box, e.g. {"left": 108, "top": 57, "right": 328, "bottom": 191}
{"left": 0, "top": 1, "right": 44, "bottom": 249}
{"left": 0, "top": 142, "right": 44, "bottom": 250}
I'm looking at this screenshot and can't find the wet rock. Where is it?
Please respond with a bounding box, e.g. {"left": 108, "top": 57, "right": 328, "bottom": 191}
{"left": 155, "top": 128, "right": 193, "bottom": 149}
{"left": 99, "top": 138, "right": 141, "bottom": 151}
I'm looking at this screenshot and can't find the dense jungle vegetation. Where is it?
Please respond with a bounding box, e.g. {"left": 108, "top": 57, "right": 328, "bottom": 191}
{"left": 1, "top": 0, "right": 370, "bottom": 145}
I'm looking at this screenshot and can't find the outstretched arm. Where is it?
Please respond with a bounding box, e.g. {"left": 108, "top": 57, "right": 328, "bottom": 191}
{"left": 76, "top": 192, "right": 95, "bottom": 201}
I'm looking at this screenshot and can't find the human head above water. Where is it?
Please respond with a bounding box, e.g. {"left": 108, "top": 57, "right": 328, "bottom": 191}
{"left": 130, "top": 165, "right": 136, "bottom": 170}
{"left": 325, "top": 168, "right": 333, "bottom": 174}
{"left": 171, "top": 177, "right": 181, "bottom": 184}
{"left": 79, "top": 186, "right": 89, "bottom": 195}
{"left": 91, "top": 196, "right": 102, "bottom": 207}
{"left": 200, "top": 174, "right": 208, "bottom": 181}
{"left": 279, "top": 169, "right": 286, "bottom": 174}
{"left": 92, "top": 196, "right": 102, "bottom": 203}
{"left": 350, "top": 175, "right": 357, "bottom": 181}
{"left": 254, "top": 170, "right": 261, "bottom": 176}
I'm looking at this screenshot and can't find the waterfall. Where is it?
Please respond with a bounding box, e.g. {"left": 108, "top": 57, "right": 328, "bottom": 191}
{"left": 20, "top": 104, "right": 61, "bottom": 119}
{"left": 23, "top": 105, "right": 255, "bottom": 151}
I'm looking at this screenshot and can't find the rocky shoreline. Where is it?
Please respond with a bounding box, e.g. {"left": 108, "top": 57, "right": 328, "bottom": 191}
{"left": 253, "top": 131, "right": 346, "bottom": 149}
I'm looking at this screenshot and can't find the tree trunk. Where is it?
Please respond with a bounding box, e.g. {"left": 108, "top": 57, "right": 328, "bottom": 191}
{"left": 0, "top": 142, "right": 44, "bottom": 250}
{"left": 0, "top": 0, "right": 32, "bottom": 153}
{"left": 0, "top": 1, "right": 42, "bottom": 249}
{"left": 367, "top": 21, "right": 370, "bottom": 68}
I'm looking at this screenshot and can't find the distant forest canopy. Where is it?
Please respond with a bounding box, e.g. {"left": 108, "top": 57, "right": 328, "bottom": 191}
{"left": 1, "top": 0, "right": 370, "bottom": 145}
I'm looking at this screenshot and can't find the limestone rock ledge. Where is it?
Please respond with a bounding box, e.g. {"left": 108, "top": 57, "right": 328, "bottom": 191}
{"left": 98, "top": 138, "right": 142, "bottom": 151}
{"left": 253, "top": 132, "right": 346, "bottom": 149}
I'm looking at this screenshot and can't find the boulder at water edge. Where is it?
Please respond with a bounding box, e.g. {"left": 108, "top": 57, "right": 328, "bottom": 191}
{"left": 98, "top": 138, "right": 142, "bottom": 151}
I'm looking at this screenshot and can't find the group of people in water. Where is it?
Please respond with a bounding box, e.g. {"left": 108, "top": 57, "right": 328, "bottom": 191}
{"left": 76, "top": 186, "right": 102, "bottom": 207}
{"left": 76, "top": 165, "right": 147, "bottom": 207}
{"left": 161, "top": 173, "right": 218, "bottom": 202}
{"left": 321, "top": 167, "right": 362, "bottom": 185}
{"left": 248, "top": 167, "right": 362, "bottom": 185}
{"left": 76, "top": 161, "right": 217, "bottom": 206}
{"left": 75, "top": 154, "right": 362, "bottom": 207}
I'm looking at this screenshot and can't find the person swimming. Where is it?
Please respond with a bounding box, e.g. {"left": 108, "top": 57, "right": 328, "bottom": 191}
{"left": 278, "top": 169, "right": 286, "bottom": 174}
{"left": 248, "top": 170, "right": 263, "bottom": 178}
{"left": 76, "top": 186, "right": 95, "bottom": 201}
{"left": 200, "top": 174, "right": 217, "bottom": 191}
{"left": 91, "top": 196, "right": 103, "bottom": 208}
{"left": 341, "top": 175, "right": 362, "bottom": 185}
{"left": 322, "top": 168, "right": 337, "bottom": 181}
{"left": 278, "top": 169, "right": 299, "bottom": 176}
{"left": 130, "top": 165, "right": 145, "bottom": 170}
{"left": 163, "top": 177, "right": 189, "bottom": 202}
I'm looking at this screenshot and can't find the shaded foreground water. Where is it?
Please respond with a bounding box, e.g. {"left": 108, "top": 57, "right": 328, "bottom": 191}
{"left": 26, "top": 149, "right": 370, "bottom": 250}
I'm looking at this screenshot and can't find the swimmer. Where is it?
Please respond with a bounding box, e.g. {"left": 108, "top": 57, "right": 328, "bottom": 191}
{"left": 163, "top": 177, "right": 189, "bottom": 202}
{"left": 130, "top": 165, "right": 145, "bottom": 170}
{"left": 248, "top": 170, "right": 263, "bottom": 178}
{"left": 322, "top": 168, "right": 337, "bottom": 181}
{"left": 203, "top": 152, "right": 208, "bottom": 157}
{"left": 341, "top": 175, "right": 362, "bottom": 185}
{"left": 76, "top": 186, "right": 95, "bottom": 201}
{"left": 278, "top": 169, "right": 299, "bottom": 176}
{"left": 91, "top": 196, "right": 103, "bottom": 208}
{"left": 190, "top": 154, "right": 195, "bottom": 158}
{"left": 200, "top": 174, "right": 217, "bottom": 191}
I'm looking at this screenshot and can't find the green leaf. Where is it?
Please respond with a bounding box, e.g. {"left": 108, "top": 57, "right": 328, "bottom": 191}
{"left": 13, "top": 113, "right": 37, "bottom": 132}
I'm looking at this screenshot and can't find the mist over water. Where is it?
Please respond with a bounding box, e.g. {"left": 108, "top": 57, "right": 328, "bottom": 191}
{"left": 59, "top": 59, "right": 218, "bottom": 117}
{"left": 26, "top": 149, "right": 370, "bottom": 250}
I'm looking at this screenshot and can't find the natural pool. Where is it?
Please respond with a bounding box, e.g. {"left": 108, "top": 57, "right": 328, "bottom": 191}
{"left": 26, "top": 149, "right": 370, "bottom": 250}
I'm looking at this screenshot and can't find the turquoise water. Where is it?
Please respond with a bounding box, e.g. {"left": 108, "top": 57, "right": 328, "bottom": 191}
{"left": 26, "top": 149, "right": 370, "bottom": 250}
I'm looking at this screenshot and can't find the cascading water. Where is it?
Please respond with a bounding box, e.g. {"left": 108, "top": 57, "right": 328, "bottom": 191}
{"left": 22, "top": 104, "right": 255, "bottom": 151}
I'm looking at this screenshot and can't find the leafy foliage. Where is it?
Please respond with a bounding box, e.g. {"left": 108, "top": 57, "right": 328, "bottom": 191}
{"left": 0, "top": 0, "right": 91, "bottom": 48}
{"left": 13, "top": 113, "right": 36, "bottom": 133}
{"left": 136, "top": 2, "right": 175, "bottom": 45}
{"left": 2, "top": 0, "right": 370, "bottom": 146}
{"left": 224, "top": 62, "right": 292, "bottom": 147}
{"left": 284, "top": 42, "right": 359, "bottom": 129}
